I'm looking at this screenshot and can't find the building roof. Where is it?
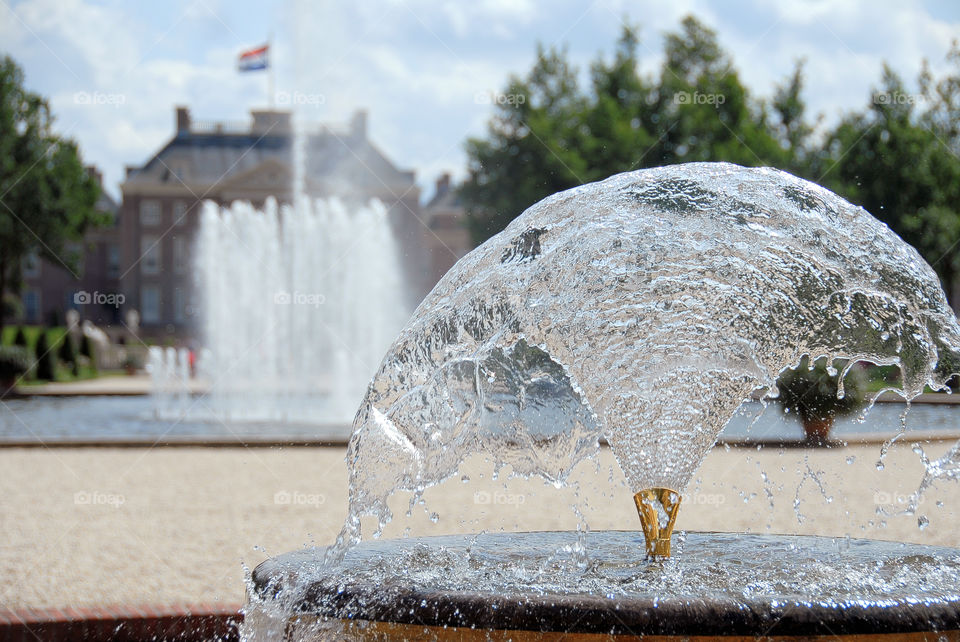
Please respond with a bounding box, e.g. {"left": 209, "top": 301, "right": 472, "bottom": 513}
{"left": 424, "top": 172, "right": 462, "bottom": 211}
{"left": 122, "top": 108, "right": 416, "bottom": 198}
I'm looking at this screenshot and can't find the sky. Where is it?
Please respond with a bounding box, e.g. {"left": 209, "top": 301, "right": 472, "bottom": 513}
{"left": 2, "top": 0, "right": 959, "bottom": 203}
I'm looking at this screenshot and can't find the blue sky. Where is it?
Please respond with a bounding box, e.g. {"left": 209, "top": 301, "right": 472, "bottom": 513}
{"left": 2, "top": 0, "right": 959, "bottom": 202}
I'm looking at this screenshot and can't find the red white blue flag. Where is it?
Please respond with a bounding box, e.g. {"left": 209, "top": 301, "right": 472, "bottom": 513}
{"left": 238, "top": 45, "right": 269, "bottom": 72}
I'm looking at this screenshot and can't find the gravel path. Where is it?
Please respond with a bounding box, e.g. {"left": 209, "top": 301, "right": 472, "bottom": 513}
{"left": 0, "top": 440, "right": 956, "bottom": 609}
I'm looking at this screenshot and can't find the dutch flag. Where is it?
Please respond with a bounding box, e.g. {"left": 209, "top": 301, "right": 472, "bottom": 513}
{"left": 238, "top": 45, "right": 269, "bottom": 72}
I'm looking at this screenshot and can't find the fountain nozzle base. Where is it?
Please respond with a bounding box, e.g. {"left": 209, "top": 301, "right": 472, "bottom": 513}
{"left": 634, "top": 487, "right": 681, "bottom": 558}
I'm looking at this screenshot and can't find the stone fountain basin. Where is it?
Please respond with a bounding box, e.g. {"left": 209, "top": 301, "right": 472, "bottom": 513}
{"left": 250, "top": 531, "right": 960, "bottom": 638}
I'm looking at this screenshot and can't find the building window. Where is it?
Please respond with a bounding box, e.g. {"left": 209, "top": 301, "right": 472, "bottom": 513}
{"left": 141, "top": 234, "right": 161, "bottom": 275}
{"left": 174, "top": 288, "right": 186, "bottom": 324}
{"left": 141, "top": 285, "right": 161, "bottom": 323}
{"left": 107, "top": 244, "right": 120, "bottom": 278}
{"left": 140, "top": 200, "right": 161, "bottom": 226}
{"left": 22, "top": 251, "right": 40, "bottom": 278}
{"left": 173, "top": 236, "right": 187, "bottom": 274}
{"left": 23, "top": 290, "right": 40, "bottom": 323}
{"left": 173, "top": 201, "right": 188, "bottom": 225}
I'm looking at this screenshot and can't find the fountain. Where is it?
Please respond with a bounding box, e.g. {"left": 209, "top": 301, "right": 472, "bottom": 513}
{"left": 150, "top": 196, "right": 409, "bottom": 426}
{"left": 147, "top": 346, "right": 191, "bottom": 419}
{"left": 245, "top": 163, "right": 960, "bottom": 639}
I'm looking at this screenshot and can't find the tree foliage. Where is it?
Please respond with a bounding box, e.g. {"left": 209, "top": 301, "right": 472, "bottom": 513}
{"left": 0, "top": 55, "right": 105, "bottom": 332}
{"left": 818, "top": 52, "right": 960, "bottom": 301}
{"left": 461, "top": 17, "right": 805, "bottom": 246}
{"left": 460, "top": 18, "right": 960, "bottom": 311}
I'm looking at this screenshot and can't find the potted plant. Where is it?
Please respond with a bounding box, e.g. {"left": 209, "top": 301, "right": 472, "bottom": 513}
{"left": 775, "top": 355, "right": 867, "bottom": 444}
{"left": 0, "top": 345, "right": 32, "bottom": 392}
{"left": 122, "top": 351, "right": 144, "bottom": 375}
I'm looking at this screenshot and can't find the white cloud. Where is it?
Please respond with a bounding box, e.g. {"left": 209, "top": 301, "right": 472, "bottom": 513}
{"left": 439, "top": 0, "right": 536, "bottom": 38}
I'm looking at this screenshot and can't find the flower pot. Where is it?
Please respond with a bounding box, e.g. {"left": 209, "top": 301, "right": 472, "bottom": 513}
{"left": 802, "top": 416, "right": 833, "bottom": 444}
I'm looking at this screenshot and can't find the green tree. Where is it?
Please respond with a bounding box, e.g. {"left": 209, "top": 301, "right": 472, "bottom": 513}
{"left": 0, "top": 56, "right": 105, "bottom": 334}
{"left": 460, "top": 16, "right": 812, "bottom": 245}
{"left": 460, "top": 44, "right": 590, "bottom": 244}
{"left": 580, "top": 25, "right": 657, "bottom": 180}
{"left": 770, "top": 60, "right": 817, "bottom": 176}
{"left": 819, "top": 53, "right": 960, "bottom": 302}
{"left": 652, "top": 16, "right": 786, "bottom": 168}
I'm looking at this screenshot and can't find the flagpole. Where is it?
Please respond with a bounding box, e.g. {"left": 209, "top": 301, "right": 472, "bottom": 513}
{"left": 268, "top": 33, "right": 275, "bottom": 109}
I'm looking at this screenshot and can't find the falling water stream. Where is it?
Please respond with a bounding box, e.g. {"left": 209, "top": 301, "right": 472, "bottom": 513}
{"left": 190, "top": 196, "right": 408, "bottom": 425}
{"left": 243, "top": 163, "right": 960, "bottom": 640}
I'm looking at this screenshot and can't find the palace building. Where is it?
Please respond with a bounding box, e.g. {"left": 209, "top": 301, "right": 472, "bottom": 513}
{"left": 18, "top": 107, "right": 470, "bottom": 339}
{"left": 117, "top": 106, "right": 467, "bottom": 337}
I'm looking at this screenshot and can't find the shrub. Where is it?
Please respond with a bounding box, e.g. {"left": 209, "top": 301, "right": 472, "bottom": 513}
{"left": 2, "top": 294, "right": 22, "bottom": 322}
{"left": 775, "top": 355, "right": 867, "bottom": 443}
{"left": 58, "top": 333, "right": 77, "bottom": 365}
{"left": 12, "top": 326, "right": 29, "bottom": 349}
{"left": 0, "top": 345, "right": 31, "bottom": 384}
{"left": 35, "top": 331, "right": 56, "bottom": 381}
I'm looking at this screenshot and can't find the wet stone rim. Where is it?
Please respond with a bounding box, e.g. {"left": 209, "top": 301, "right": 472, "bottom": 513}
{"left": 251, "top": 532, "right": 960, "bottom": 637}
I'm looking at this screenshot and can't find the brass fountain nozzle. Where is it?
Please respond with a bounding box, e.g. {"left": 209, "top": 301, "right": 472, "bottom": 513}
{"left": 634, "top": 487, "right": 682, "bottom": 558}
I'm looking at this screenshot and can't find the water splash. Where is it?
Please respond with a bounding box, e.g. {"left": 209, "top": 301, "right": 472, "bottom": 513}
{"left": 336, "top": 163, "right": 960, "bottom": 552}
{"left": 910, "top": 440, "right": 960, "bottom": 517}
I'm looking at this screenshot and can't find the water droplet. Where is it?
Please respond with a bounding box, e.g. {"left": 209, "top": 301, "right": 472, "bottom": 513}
{"left": 918, "top": 515, "right": 929, "bottom": 530}
{"left": 846, "top": 456, "right": 856, "bottom": 465}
